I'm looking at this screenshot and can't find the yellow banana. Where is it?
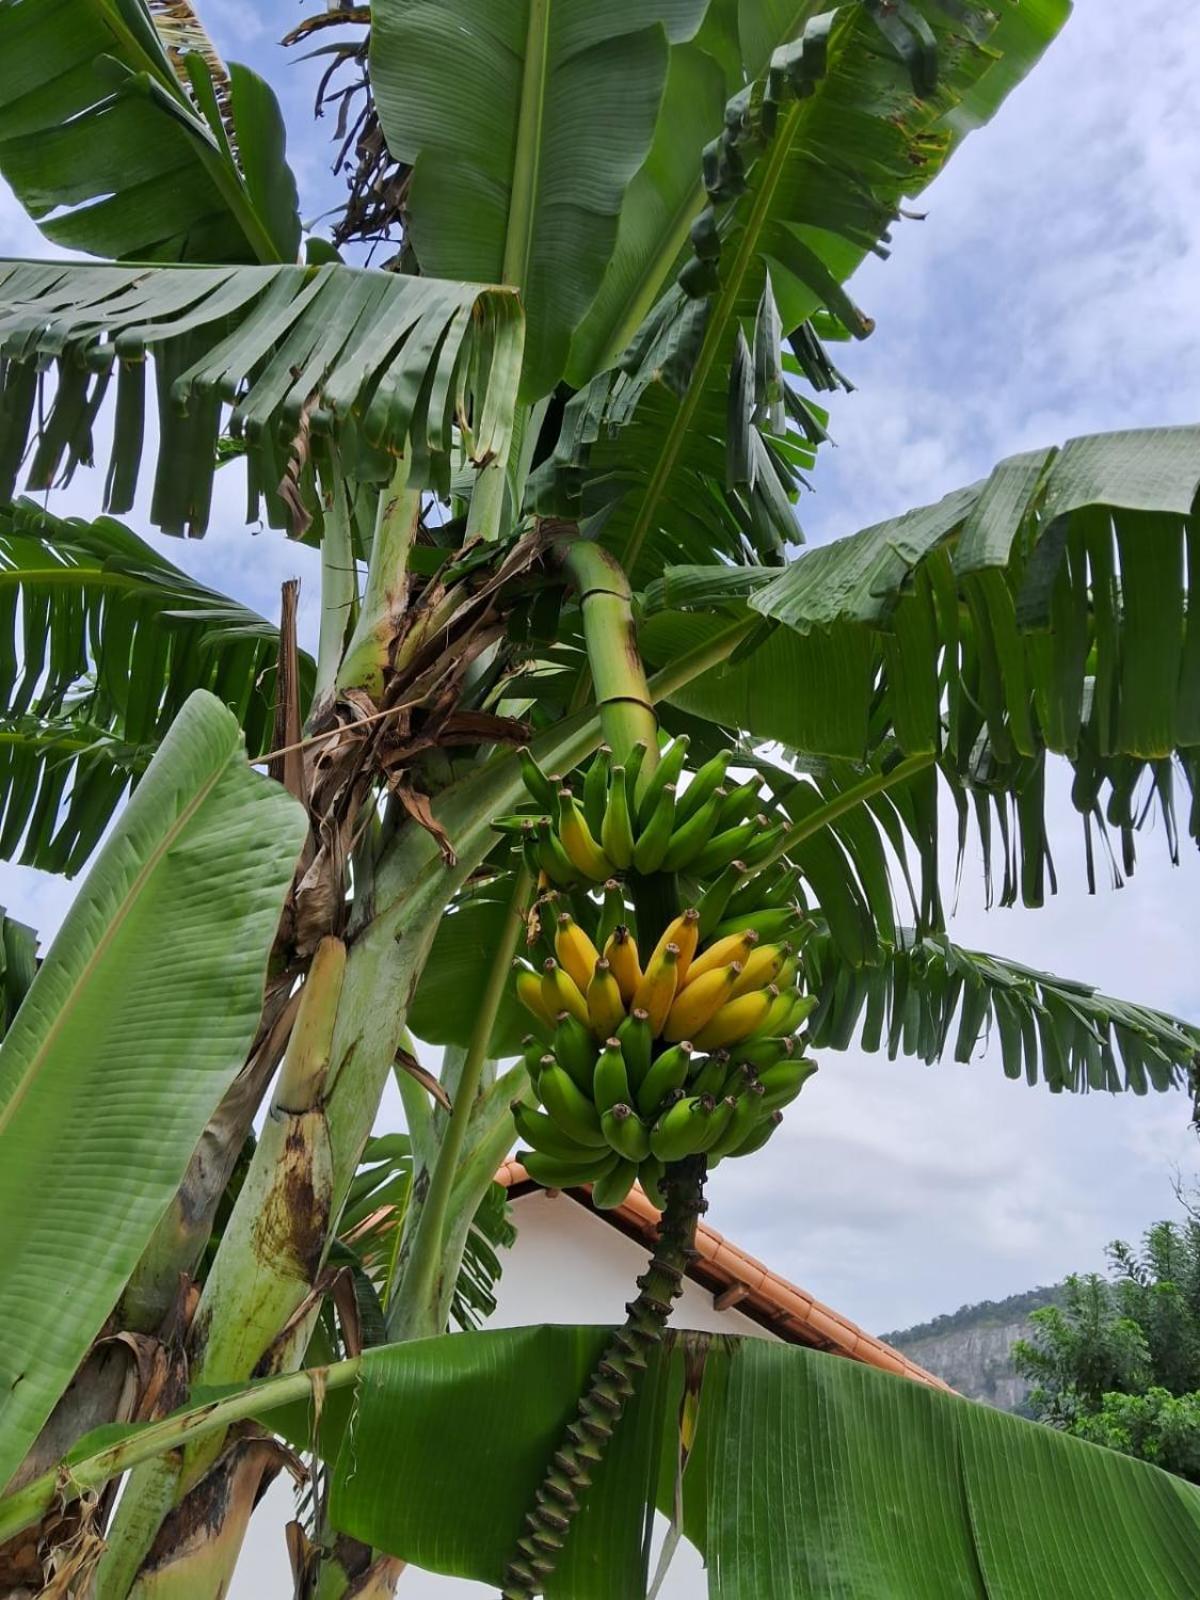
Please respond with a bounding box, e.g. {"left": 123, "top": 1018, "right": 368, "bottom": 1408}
{"left": 632, "top": 941, "right": 680, "bottom": 1036}
{"left": 587, "top": 958, "right": 626, "bottom": 1039}
{"left": 554, "top": 911, "right": 600, "bottom": 994}
{"left": 557, "top": 788, "right": 614, "bottom": 880}
{"left": 514, "top": 964, "right": 554, "bottom": 1029}
{"left": 662, "top": 962, "right": 741, "bottom": 1043}
{"left": 729, "top": 942, "right": 786, "bottom": 998}
{"left": 604, "top": 924, "right": 643, "bottom": 1005}
{"left": 692, "top": 987, "right": 776, "bottom": 1050}
{"left": 540, "top": 958, "right": 589, "bottom": 1029}
{"left": 682, "top": 929, "right": 758, "bottom": 987}
{"left": 648, "top": 908, "right": 700, "bottom": 985}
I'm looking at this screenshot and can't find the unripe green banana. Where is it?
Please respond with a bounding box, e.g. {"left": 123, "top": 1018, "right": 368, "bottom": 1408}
{"left": 675, "top": 750, "right": 730, "bottom": 824}
{"left": 539, "top": 1061, "right": 606, "bottom": 1146}
{"left": 534, "top": 889, "right": 561, "bottom": 950}
{"left": 727, "top": 1109, "right": 783, "bottom": 1158}
{"left": 637, "top": 734, "right": 689, "bottom": 826}
{"left": 706, "top": 1085, "right": 767, "bottom": 1159}
{"left": 521, "top": 1147, "right": 619, "bottom": 1189}
{"left": 583, "top": 745, "right": 612, "bottom": 837}
{"left": 757, "top": 1057, "right": 817, "bottom": 1111}
{"left": 513, "top": 1102, "right": 605, "bottom": 1163}
{"left": 715, "top": 778, "right": 761, "bottom": 830}
{"left": 721, "top": 1058, "right": 759, "bottom": 1099}
{"left": 536, "top": 817, "right": 579, "bottom": 887}
{"left": 591, "top": 1157, "right": 639, "bottom": 1210}
{"left": 731, "top": 1034, "right": 795, "bottom": 1072}
{"left": 623, "top": 740, "right": 649, "bottom": 815}
{"left": 782, "top": 992, "right": 818, "bottom": 1033}
{"left": 697, "top": 1095, "right": 737, "bottom": 1152}
{"left": 638, "top": 1155, "right": 668, "bottom": 1211}
{"left": 518, "top": 747, "right": 556, "bottom": 811}
{"left": 520, "top": 820, "right": 544, "bottom": 883}
{"left": 689, "top": 815, "right": 770, "bottom": 878}
{"left": 660, "top": 787, "right": 725, "bottom": 873}
{"left": 740, "top": 821, "right": 786, "bottom": 868}
{"left": 601, "top": 1102, "right": 652, "bottom": 1162}
{"left": 586, "top": 958, "right": 626, "bottom": 1040}
{"left": 541, "top": 957, "right": 590, "bottom": 1029}
{"left": 696, "top": 859, "right": 748, "bottom": 941}
{"left": 553, "top": 1011, "right": 598, "bottom": 1092}
{"left": 690, "top": 1053, "right": 730, "bottom": 1099}
{"left": 600, "top": 765, "right": 636, "bottom": 870}
{"left": 748, "top": 985, "right": 795, "bottom": 1040}
{"left": 596, "top": 878, "right": 629, "bottom": 951}
{"left": 632, "top": 781, "right": 677, "bottom": 875}
{"left": 744, "top": 864, "right": 802, "bottom": 912}
{"left": 617, "top": 1007, "right": 653, "bottom": 1089}
{"left": 593, "top": 1036, "right": 631, "bottom": 1114}
{"left": 712, "top": 905, "right": 801, "bottom": 943}
{"left": 557, "top": 789, "right": 614, "bottom": 880}
{"left": 650, "top": 1094, "right": 715, "bottom": 1162}
{"left": 635, "top": 1042, "right": 694, "bottom": 1119}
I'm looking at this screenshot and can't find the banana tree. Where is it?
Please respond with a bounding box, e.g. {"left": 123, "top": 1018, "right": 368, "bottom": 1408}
{"left": 1, "top": 0, "right": 1199, "bottom": 1595}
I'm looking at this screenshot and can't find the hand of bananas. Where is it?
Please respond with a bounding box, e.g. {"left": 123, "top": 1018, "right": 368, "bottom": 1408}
{"left": 508, "top": 740, "right": 818, "bottom": 1212}
{"left": 508, "top": 736, "right": 787, "bottom": 887}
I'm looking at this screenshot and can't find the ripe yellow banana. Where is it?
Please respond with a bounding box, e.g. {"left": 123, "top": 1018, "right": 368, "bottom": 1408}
{"left": 514, "top": 963, "right": 554, "bottom": 1029}
{"left": 662, "top": 962, "right": 741, "bottom": 1043}
{"left": 692, "top": 986, "right": 776, "bottom": 1050}
{"left": 557, "top": 788, "right": 614, "bottom": 881}
{"left": 632, "top": 940, "right": 680, "bottom": 1036}
{"left": 604, "top": 924, "right": 643, "bottom": 1005}
{"left": 586, "top": 958, "right": 626, "bottom": 1039}
{"left": 648, "top": 908, "right": 700, "bottom": 985}
{"left": 540, "top": 958, "right": 589, "bottom": 1029}
{"left": 682, "top": 929, "right": 758, "bottom": 987}
{"left": 729, "top": 942, "right": 786, "bottom": 997}
{"left": 554, "top": 911, "right": 600, "bottom": 994}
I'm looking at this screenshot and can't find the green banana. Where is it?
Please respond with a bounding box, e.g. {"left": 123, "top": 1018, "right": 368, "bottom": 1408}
{"left": 557, "top": 788, "right": 614, "bottom": 880}
{"left": 649, "top": 1094, "right": 715, "bottom": 1162}
{"left": 690, "top": 1053, "right": 729, "bottom": 1098}
{"left": 518, "top": 747, "right": 556, "bottom": 811}
{"left": 712, "top": 905, "right": 801, "bottom": 943}
{"left": 733, "top": 864, "right": 801, "bottom": 913}
{"left": 740, "top": 821, "right": 786, "bottom": 868}
{"left": 601, "top": 1103, "right": 652, "bottom": 1162}
{"left": 592, "top": 1036, "right": 631, "bottom": 1113}
{"left": 758, "top": 1057, "right": 818, "bottom": 1112}
{"left": 591, "top": 1157, "right": 639, "bottom": 1210}
{"left": 513, "top": 1102, "right": 605, "bottom": 1163}
{"left": 730, "top": 1035, "right": 795, "bottom": 1072}
{"left": 623, "top": 741, "right": 649, "bottom": 816}
{"left": 617, "top": 1007, "right": 653, "bottom": 1088}
{"left": 539, "top": 1061, "right": 606, "bottom": 1146}
{"left": 689, "top": 815, "right": 769, "bottom": 877}
{"left": 600, "top": 764, "right": 635, "bottom": 869}
{"left": 697, "top": 1095, "right": 736, "bottom": 1152}
{"left": 536, "top": 817, "right": 579, "bottom": 887}
{"left": 637, "top": 734, "right": 689, "bottom": 827}
{"left": 632, "top": 781, "right": 677, "bottom": 875}
{"left": 715, "top": 778, "right": 761, "bottom": 830}
{"left": 638, "top": 1155, "right": 668, "bottom": 1210}
{"left": 749, "top": 985, "right": 798, "bottom": 1040}
{"left": 726, "top": 1109, "right": 783, "bottom": 1158}
{"left": 596, "top": 878, "right": 629, "bottom": 951}
{"left": 520, "top": 820, "right": 543, "bottom": 883}
{"left": 553, "top": 1011, "right": 598, "bottom": 1092}
{"left": 521, "top": 1147, "right": 620, "bottom": 1189}
{"left": 706, "top": 1086, "right": 767, "bottom": 1160}
{"left": 583, "top": 745, "right": 612, "bottom": 837}
{"left": 696, "top": 859, "right": 748, "bottom": 941}
{"left": 660, "top": 787, "right": 725, "bottom": 872}
{"left": 636, "top": 1042, "right": 694, "bottom": 1118}
{"left": 783, "top": 992, "right": 818, "bottom": 1033}
{"left": 674, "top": 750, "right": 730, "bottom": 825}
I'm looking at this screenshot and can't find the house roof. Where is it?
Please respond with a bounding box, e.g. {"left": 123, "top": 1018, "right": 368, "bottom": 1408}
{"left": 495, "top": 1160, "right": 949, "bottom": 1393}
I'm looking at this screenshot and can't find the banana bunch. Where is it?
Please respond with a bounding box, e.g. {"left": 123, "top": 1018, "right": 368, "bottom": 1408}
{"left": 512, "top": 737, "right": 787, "bottom": 887}
{"left": 512, "top": 899, "right": 817, "bottom": 1211}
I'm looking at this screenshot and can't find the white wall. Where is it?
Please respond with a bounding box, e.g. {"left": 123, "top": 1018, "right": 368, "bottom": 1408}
{"left": 230, "top": 1190, "right": 777, "bottom": 1598}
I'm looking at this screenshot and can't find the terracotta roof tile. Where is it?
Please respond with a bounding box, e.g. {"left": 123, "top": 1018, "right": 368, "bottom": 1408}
{"left": 495, "top": 1162, "right": 949, "bottom": 1392}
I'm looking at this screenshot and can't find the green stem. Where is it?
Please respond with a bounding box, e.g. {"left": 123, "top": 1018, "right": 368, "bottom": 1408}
{"left": 563, "top": 541, "right": 658, "bottom": 765}
{"left": 769, "top": 753, "right": 936, "bottom": 868}
{"left": 592, "top": 176, "right": 708, "bottom": 376}
{"left": 0, "top": 1360, "right": 360, "bottom": 1548}
{"left": 503, "top": 0, "right": 551, "bottom": 288}
{"left": 386, "top": 867, "right": 531, "bottom": 1341}
{"left": 646, "top": 613, "right": 759, "bottom": 702}
{"left": 500, "top": 1159, "right": 708, "bottom": 1599}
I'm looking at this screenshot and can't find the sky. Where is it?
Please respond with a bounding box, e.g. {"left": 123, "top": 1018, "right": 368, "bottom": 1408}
{"left": 1, "top": 0, "right": 1199, "bottom": 1351}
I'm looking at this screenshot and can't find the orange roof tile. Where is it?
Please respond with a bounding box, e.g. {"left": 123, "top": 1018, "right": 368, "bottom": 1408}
{"left": 494, "top": 1160, "right": 949, "bottom": 1393}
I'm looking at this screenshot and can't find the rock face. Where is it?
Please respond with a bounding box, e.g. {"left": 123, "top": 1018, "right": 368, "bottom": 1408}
{"left": 881, "top": 1286, "right": 1064, "bottom": 1412}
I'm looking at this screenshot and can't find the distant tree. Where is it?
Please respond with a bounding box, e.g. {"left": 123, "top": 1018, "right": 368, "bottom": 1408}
{"left": 1015, "top": 1212, "right": 1200, "bottom": 1482}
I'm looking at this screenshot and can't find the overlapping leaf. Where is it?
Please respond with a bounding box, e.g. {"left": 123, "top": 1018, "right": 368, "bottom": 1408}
{"left": 0, "top": 262, "right": 524, "bottom": 536}
{"left": 0, "top": 497, "right": 299, "bottom": 872}
{"left": 0, "top": 0, "right": 299, "bottom": 264}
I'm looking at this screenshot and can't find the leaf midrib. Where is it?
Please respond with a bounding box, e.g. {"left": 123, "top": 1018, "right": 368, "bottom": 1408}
{"left": 502, "top": 0, "right": 553, "bottom": 290}
{"left": 0, "top": 732, "right": 235, "bottom": 1140}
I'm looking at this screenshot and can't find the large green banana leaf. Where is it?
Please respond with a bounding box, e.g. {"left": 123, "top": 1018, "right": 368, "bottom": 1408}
{"left": 0, "top": 689, "right": 306, "bottom": 1492}
{"left": 0, "top": 498, "right": 301, "bottom": 873}
{"left": 0, "top": 0, "right": 299, "bottom": 264}
{"left": 0, "top": 262, "right": 523, "bottom": 536}
{"left": 369, "top": 0, "right": 710, "bottom": 400}
{"left": 317, "top": 1327, "right": 1200, "bottom": 1596}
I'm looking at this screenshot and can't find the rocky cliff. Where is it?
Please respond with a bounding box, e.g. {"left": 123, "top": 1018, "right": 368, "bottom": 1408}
{"left": 881, "top": 1286, "right": 1064, "bottom": 1411}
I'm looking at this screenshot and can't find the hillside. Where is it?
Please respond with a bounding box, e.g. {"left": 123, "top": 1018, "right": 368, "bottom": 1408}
{"left": 881, "top": 1286, "right": 1065, "bottom": 1411}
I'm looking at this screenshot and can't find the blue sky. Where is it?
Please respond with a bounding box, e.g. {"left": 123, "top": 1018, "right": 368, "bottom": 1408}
{"left": 1, "top": 2, "right": 1199, "bottom": 1340}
